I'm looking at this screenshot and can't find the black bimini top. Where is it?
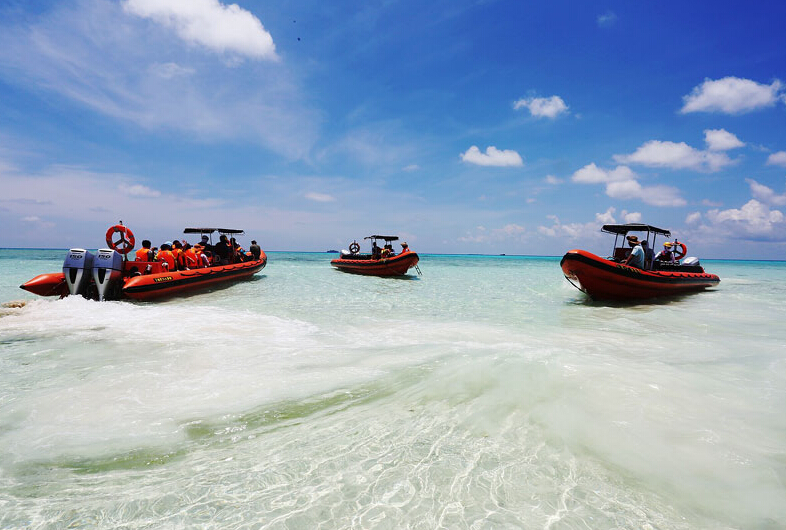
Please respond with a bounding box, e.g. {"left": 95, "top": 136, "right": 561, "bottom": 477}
{"left": 364, "top": 235, "right": 399, "bottom": 241}
{"left": 184, "top": 228, "right": 245, "bottom": 235}
{"left": 601, "top": 223, "right": 671, "bottom": 237}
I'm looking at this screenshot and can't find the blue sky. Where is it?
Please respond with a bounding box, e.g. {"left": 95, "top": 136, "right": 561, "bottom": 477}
{"left": 0, "top": 0, "right": 785, "bottom": 259}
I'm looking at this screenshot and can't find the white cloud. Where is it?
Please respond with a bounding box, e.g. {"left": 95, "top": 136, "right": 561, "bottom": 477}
{"left": 613, "top": 140, "right": 734, "bottom": 172}
{"left": 458, "top": 223, "right": 525, "bottom": 244}
{"left": 597, "top": 11, "right": 618, "bottom": 27}
{"left": 513, "top": 95, "right": 568, "bottom": 118}
{"left": 402, "top": 164, "right": 420, "bottom": 172}
{"left": 460, "top": 145, "right": 523, "bottom": 167}
{"left": 538, "top": 209, "right": 617, "bottom": 241}
{"left": 119, "top": 183, "right": 161, "bottom": 197}
{"left": 704, "top": 129, "right": 744, "bottom": 151}
{"left": 680, "top": 77, "right": 784, "bottom": 114}
{"left": 0, "top": 2, "right": 316, "bottom": 159}
{"left": 621, "top": 210, "right": 642, "bottom": 223}
{"left": 21, "top": 216, "right": 41, "bottom": 222}
{"left": 746, "top": 178, "right": 786, "bottom": 206}
{"left": 571, "top": 163, "right": 685, "bottom": 206}
{"left": 706, "top": 200, "right": 785, "bottom": 238}
{"left": 544, "top": 175, "right": 562, "bottom": 185}
{"left": 123, "top": 0, "right": 277, "bottom": 60}
{"left": 686, "top": 211, "right": 701, "bottom": 224}
{"left": 766, "top": 151, "right": 786, "bottom": 167}
{"left": 304, "top": 192, "right": 335, "bottom": 203}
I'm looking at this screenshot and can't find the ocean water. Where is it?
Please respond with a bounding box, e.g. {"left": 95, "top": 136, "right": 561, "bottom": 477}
{"left": 0, "top": 249, "right": 785, "bottom": 529}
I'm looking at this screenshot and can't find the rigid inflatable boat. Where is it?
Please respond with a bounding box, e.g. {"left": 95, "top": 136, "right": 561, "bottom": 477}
{"left": 20, "top": 225, "right": 266, "bottom": 302}
{"left": 560, "top": 223, "right": 719, "bottom": 301}
{"left": 331, "top": 235, "right": 420, "bottom": 276}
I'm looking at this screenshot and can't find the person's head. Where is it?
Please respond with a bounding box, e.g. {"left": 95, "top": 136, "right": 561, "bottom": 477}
{"left": 401, "top": 242, "right": 408, "bottom": 249}
{"left": 251, "top": 240, "right": 257, "bottom": 245}
{"left": 220, "top": 234, "right": 228, "bottom": 242}
{"left": 184, "top": 242, "right": 191, "bottom": 250}
{"left": 173, "top": 240, "right": 182, "bottom": 249}
{"left": 626, "top": 235, "right": 640, "bottom": 247}
{"left": 142, "top": 239, "right": 151, "bottom": 248}
{"left": 663, "top": 242, "right": 673, "bottom": 250}
{"left": 641, "top": 240, "right": 648, "bottom": 248}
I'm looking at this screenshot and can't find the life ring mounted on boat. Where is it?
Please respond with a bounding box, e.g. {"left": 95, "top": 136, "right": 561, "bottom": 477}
{"left": 349, "top": 241, "right": 360, "bottom": 254}
{"left": 673, "top": 241, "right": 687, "bottom": 261}
{"left": 105, "top": 224, "right": 135, "bottom": 254}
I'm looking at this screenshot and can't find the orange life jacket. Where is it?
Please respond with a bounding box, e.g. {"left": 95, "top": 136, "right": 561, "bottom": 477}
{"left": 184, "top": 248, "right": 199, "bottom": 268}
{"left": 171, "top": 248, "right": 185, "bottom": 270}
{"left": 135, "top": 247, "right": 152, "bottom": 262}
{"left": 157, "top": 250, "right": 176, "bottom": 271}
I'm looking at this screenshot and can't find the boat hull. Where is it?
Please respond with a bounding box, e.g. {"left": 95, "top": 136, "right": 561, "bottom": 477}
{"left": 560, "top": 249, "right": 719, "bottom": 300}
{"left": 122, "top": 255, "right": 267, "bottom": 301}
{"left": 20, "top": 272, "right": 69, "bottom": 297}
{"left": 330, "top": 252, "right": 419, "bottom": 276}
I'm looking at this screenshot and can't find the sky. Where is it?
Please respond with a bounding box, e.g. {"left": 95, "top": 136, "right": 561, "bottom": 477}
{"left": 0, "top": 0, "right": 785, "bottom": 259}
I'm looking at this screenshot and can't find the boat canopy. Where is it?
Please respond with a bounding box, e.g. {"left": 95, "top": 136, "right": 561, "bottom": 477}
{"left": 601, "top": 223, "right": 670, "bottom": 237}
{"left": 184, "top": 228, "right": 245, "bottom": 235}
{"left": 364, "top": 235, "right": 399, "bottom": 241}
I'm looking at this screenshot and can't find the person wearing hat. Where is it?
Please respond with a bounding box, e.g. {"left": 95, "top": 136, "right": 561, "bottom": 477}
{"left": 653, "top": 241, "right": 675, "bottom": 264}
{"left": 400, "top": 242, "right": 410, "bottom": 254}
{"left": 623, "top": 234, "right": 645, "bottom": 269}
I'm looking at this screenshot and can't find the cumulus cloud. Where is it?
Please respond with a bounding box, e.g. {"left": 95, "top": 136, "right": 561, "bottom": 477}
{"left": 613, "top": 140, "right": 735, "bottom": 172}
{"left": 571, "top": 163, "right": 685, "bottom": 206}
{"left": 704, "top": 129, "right": 744, "bottom": 151}
{"left": 402, "top": 164, "right": 420, "bottom": 172}
{"left": 513, "top": 95, "right": 569, "bottom": 118}
{"left": 686, "top": 211, "right": 702, "bottom": 224}
{"left": 544, "top": 175, "right": 562, "bottom": 185}
{"left": 680, "top": 77, "right": 784, "bottom": 114}
{"left": 460, "top": 145, "right": 523, "bottom": 167}
{"left": 123, "top": 0, "right": 277, "bottom": 60}
{"left": 766, "top": 151, "right": 786, "bottom": 167}
{"left": 538, "top": 208, "right": 618, "bottom": 240}
{"left": 746, "top": 178, "right": 786, "bottom": 206}
{"left": 304, "top": 192, "right": 335, "bottom": 202}
{"left": 705, "top": 200, "right": 784, "bottom": 238}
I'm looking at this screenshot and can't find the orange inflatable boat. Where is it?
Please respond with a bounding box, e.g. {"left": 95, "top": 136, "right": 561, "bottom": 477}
{"left": 20, "top": 225, "right": 266, "bottom": 302}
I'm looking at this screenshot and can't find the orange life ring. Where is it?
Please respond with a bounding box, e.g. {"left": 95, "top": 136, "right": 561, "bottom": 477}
{"left": 673, "top": 242, "right": 687, "bottom": 261}
{"left": 105, "top": 225, "right": 135, "bottom": 254}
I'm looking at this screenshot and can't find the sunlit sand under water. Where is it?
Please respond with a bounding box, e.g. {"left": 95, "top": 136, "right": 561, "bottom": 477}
{"left": 1, "top": 251, "right": 785, "bottom": 529}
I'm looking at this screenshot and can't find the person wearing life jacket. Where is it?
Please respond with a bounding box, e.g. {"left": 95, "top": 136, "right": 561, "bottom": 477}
{"left": 135, "top": 240, "right": 154, "bottom": 262}
{"left": 654, "top": 241, "right": 675, "bottom": 264}
{"left": 400, "top": 242, "right": 410, "bottom": 254}
{"left": 157, "top": 242, "right": 176, "bottom": 272}
{"left": 171, "top": 240, "right": 185, "bottom": 271}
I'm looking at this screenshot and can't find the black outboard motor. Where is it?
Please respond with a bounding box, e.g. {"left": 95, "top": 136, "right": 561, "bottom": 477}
{"left": 63, "top": 248, "right": 95, "bottom": 297}
{"left": 92, "top": 248, "right": 124, "bottom": 301}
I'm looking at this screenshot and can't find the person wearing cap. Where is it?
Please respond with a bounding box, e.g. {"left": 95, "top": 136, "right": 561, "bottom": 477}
{"left": 623, "top": 235, "right": 645, "bottom": 269}
{"left": 653, "top": 241, "right": 675, "bottom": 264}
{"left": 400, "top": 242, "right": 410, "bottom": 254}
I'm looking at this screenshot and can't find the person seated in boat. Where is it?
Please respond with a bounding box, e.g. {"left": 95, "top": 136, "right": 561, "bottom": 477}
{"left": 135, "top": 240, "right": 154, "bottom": 262}
{"left": 183, "top": 243, "right": 199, "bottom": 269}
{"left": 157, "top": 242, "right": 176, "bottom": 271}
{"left": 653, "top": 242, "right": 675, "bottom": 263}
{"left": 371, "top": 241, "right": 381, "bottom": 259}
{"left": 171, "top": 240, "right": 186, "bottom": 270}
{"left": 381, "top": 247, "right": 391, "bottom": 258}
{"left": 640, "top": 239, "right": 654, "bottom": 270}
{"left": 400, "top": 242, "right": 410, "bottom": 254}
{"left": 249, "top": 240, "right": 262, "bottom": 260}
{"left": 623, "top": 235, "right": 645, "bottom": 269}
{"left": 230, "top": 237, "right": 245, "bottom": 263}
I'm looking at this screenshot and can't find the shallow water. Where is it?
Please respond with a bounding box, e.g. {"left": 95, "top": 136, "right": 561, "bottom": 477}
{"left": 1, "top": 250, "right": 785, "bottom": 529}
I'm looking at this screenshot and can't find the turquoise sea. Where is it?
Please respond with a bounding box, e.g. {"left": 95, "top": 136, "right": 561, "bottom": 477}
{"left": 1, "top": 249, "right": 785, "bottom": 529}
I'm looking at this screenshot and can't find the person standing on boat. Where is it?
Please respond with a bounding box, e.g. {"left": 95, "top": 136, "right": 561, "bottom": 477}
{"left": 371, "top": 240, "right": 381, "bottom": 259}
{"left": 215, "top": 235, "right": 232, "bottom": 265}
{"left": 249, "top": 240, "right": 261, "bottom": 260}
{"left": 623, "top": 235, "right": 645, "bottom": 269}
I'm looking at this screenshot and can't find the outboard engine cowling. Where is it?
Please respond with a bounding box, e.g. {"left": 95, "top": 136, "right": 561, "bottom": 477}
{"left": 682, "top": 256, "right": 700, "bottom": 267}
{"left": 63, "top": 248, "right": 94, "bottom": 296}
{"left": 92, "top": 248, "right": 124, "bottom": 301}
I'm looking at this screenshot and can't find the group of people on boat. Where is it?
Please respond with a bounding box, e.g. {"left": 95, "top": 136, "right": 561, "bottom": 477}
{"left": 622, "top": 235, "right": 681, "bottom": 270}
{"left": 134, "top": 234, "right": 262, "bottom": 273}
{"left": 370, "top": 241, "right": 409, "bottom": 259}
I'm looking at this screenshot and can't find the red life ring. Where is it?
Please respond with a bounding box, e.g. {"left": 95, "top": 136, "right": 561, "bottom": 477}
{"left": 105, "top": 225, "right": 136, "bottom": 254}
{"left": 673, "top": 242, "right": 687, "bottom": 261}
